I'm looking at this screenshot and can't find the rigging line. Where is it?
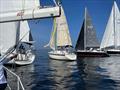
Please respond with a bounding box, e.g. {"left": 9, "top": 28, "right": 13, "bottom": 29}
{"left": 3, "top": 66, "right": 25, "bottom": 90}
{"left": 53, "top": 0, "right": 57, "bottom": 6}
{"left": 0, "top": 30, "right": 29, "bottom": 63}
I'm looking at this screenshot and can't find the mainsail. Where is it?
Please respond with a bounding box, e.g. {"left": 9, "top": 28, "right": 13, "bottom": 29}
{"left": 100, "top": 2, "right": 120, "bottom": 49}
{"left": 0, "top": 0, "right": 60, "bottom": 23}
{"left": 0, "top": 0, "right": 40, "bottom": 55}
{"left": 76, "top": 8, "right": 100, "bottom": 50}
{"left": 49, "top": 6, "right": 72, "bottom": 50}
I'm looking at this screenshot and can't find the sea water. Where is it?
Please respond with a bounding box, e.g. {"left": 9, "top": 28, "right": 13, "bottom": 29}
{"left": 6, "top": 49, "right": 120, "bottom": 90}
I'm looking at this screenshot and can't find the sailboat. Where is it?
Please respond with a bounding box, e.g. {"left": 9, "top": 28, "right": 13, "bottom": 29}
{"left": 45, "top": 6, "right": 76, "bottom": 60}
{"left": 7, "top": 21, "right": 36, "bottom": 65}
{"left": 0, "top": 0, "right": 39, "bottom": 65}
{"left": 75, "top": 7, "right": 109, "bottom": 57}
{"left": 100, "top": 1, "right": 120, "bottom": 54}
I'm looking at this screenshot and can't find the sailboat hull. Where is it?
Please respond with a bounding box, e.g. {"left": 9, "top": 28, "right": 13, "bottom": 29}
{"left": 76, "top": 50, "right": 109, "bottom": 57}
{"left": 107, "top": 50, "right": 120, "bottom": 54}
{"left": 49, "top": 50, "right": 76, "bottom": 60}
{"left": 6, "top": 51, "right": 35, "bottom": 65}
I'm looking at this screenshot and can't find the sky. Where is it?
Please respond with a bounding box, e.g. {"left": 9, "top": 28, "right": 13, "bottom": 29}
{"left": 29, "top": 0, "right": 120, "bottom": 49}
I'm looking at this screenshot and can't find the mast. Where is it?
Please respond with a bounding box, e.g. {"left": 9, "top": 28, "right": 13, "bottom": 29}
{"left": 113, "top": 1, "right": 117, "bottom": 49}
{"left": 54, "top": 18, "right": 57, "bottom": 50}
{"left": 84, "top": 7, "right": 87, "bottom": 50}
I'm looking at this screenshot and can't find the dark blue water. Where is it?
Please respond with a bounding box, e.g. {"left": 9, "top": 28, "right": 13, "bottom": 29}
{"left": 7, "top": 49, "right": 120, "bottom": 90}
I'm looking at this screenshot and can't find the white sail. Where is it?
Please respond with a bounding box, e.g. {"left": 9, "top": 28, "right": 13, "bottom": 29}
{"left": 19, "top": 21, "right": 30, "bottom": 43}
{"left": 100, "top": 2, "right": 120, "bottom": 49}
{"left": 0, "top": 22, "right": 20, "bottom": 55}
{"left": 0, "top": 0, "right": 60, "bottom": 23}
{"left": 56, "top": 6, "right": 72, "bottom": 47}
{"left": 0, "top": 0, "right": 40, "bottom": 13}
{"left": 115, "top": 3, "right": 120, "bottom": 48}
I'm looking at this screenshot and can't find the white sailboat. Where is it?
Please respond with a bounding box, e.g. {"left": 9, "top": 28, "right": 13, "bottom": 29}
{"left": 8, "top": 21, "right": 36, "bottom": 65}
{"left": 45, "top": 6, "right": 76, "bottom": 60}
{"left": 100, "top": 1, "right": 120, "bottom": 54}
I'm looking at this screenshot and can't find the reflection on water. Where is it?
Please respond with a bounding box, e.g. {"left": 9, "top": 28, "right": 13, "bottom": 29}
{"left": 6, "top": 49, "right": 120, "bottom": 90}
{"left": 77, "top": 56, "right": 120, "bottom": 90}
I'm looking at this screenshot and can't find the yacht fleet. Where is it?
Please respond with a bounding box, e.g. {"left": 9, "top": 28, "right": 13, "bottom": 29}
{"left": 0, "top": 0, "right": 120, "bottom": 89}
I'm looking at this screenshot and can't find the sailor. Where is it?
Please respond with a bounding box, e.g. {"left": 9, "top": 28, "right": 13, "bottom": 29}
{"left": 19, "top": 44, "right": 26, "bottom": 54}
{"left": 0, "top": 63, "right": 7, "bottom": 90}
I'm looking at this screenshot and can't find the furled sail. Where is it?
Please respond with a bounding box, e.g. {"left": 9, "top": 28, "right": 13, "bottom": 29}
{"left": 76, "top": 8, "right": 99, "bottom": 50}
{"left": 48, "top": 6, "right": 72, "bottom": 50}
{"left": 100, "top": 2, "right": 120, "bottom": 49}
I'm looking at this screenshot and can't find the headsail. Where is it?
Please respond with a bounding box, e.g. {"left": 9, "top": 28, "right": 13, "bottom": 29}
{"left": 19, "top": 21, "right": 30, "bottom": 43}
{"left": 48, "top": 18, "right": 57, "bottom": 50}
{"left": 100, "top": 1, "right": 120, "bottom": 49}
{"left": 75, "top": 22, "right": 85, "bottom": 50}
{"left": 76, "top": 7, "right": 99, "bottom": 50}
{"left": 56, "top": 6, "right": 72, "bottom": 47}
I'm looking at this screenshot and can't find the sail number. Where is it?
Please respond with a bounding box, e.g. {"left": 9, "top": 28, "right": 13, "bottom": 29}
{"left": 17, "top": 11, "right": 24, "bottom": 16}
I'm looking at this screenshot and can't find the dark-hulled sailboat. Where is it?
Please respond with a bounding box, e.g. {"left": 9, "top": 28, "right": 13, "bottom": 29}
{"left": 75, "top": 7, "right": 109, "bottom": 57}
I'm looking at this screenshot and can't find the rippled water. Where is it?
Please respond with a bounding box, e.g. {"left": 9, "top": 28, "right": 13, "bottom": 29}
{"left": 6, "top": 49, "right": 120, "bottom": 90}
